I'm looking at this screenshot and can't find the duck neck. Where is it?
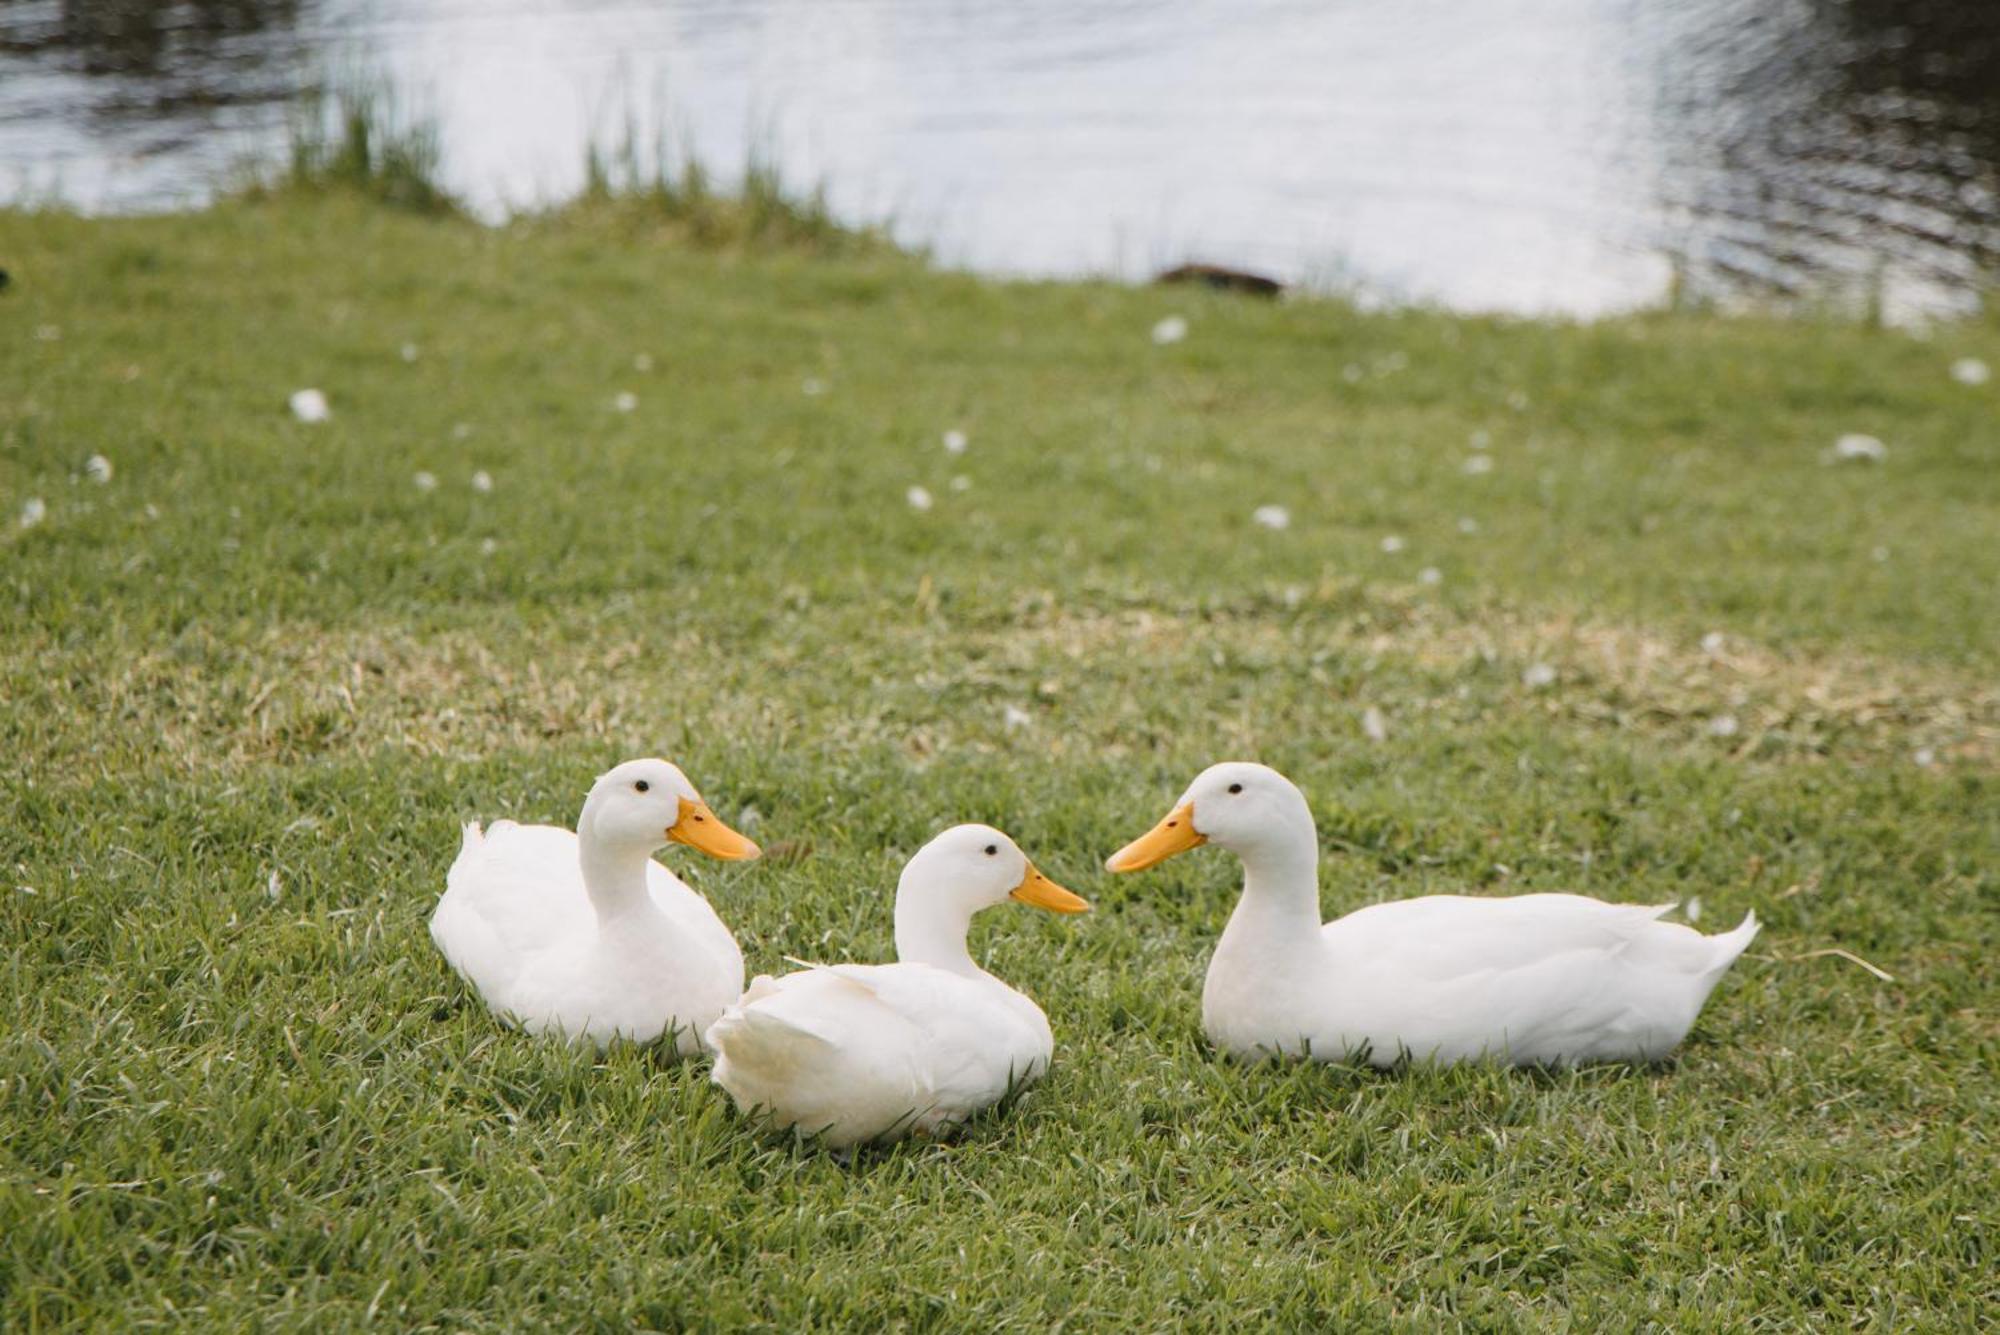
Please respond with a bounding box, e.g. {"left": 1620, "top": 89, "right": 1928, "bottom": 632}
{"left": 893, "top": 886, "right": 982, "bottom": 978}
{"left": 576, "top": 821, "right": 657, "bottom": 929}
{"left": 1219, "top": 827, "right": 1323, "bottom": 956}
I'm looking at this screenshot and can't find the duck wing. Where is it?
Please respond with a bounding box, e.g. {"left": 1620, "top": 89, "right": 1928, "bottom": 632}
{"left": 1326, "top": 893, "right": 1681, "bottom": 980}
{"left": 432, "top": 822, "right": 593, "bottom": 999}
{"left": 708, "top": 964, "right": 1038, "bottom": 1145}
{"left": 1322, "top": 893, "right": 1756, "bottom": 1064}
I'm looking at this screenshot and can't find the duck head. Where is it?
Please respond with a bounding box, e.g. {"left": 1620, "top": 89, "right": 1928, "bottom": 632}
{"left": 893, "top": 824, "right": 1088, "bottom": 970}
{"left": 1104, "top": 762, "right": 1313, "bottom": 872}
{"left": 580, "top": 758, "right": 762, "bottom": 861}
{"left": 900, "top": 824, "right": 1089, "bottom": 917}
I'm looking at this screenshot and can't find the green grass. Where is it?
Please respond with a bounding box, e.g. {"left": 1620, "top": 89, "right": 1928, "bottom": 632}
{"left": 2, "top": 195, "right": 1996, "bottom": 1329}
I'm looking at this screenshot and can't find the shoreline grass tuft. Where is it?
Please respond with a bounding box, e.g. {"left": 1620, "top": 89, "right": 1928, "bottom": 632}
{"left": 561, "top": 116, "right": 893, "bottom": 254}
{"left": 233, "top": 79, "right": 460, "bottom": 216}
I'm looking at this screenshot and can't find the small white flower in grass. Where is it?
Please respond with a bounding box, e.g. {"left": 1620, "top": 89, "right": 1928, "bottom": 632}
{"left": 1949, "top": 357, "right": 1989, "bottom": 386}
{"left": 906, "top": 485, "right": 934, "bottom": 512}
{"left": 20, "top": 497, "right": 47, "bottom": 528}
{"left": 1457, "top": 516, "right": 1479, "bottom": 534}
{"left": 948, "top": 475, "right": 971, "bottom": 492}
{"left": 1463, "top": 455, "right": 1494, "bottom": 475}
{"left": 144, "top": 503, "right": 161, "bottom": 520}
{"left": 1252, "top": 504, "right": 1291, "bottom": 531}
{"left": 1684, "top": 896, "right": 1703, "bottom": 924}
{"left": 1828, "top": 433, "right": 1886, "bottom": 463}
{"left": 85, "top": 454, "right": 113, "bottom": 484}
{"left": 480, "top": 537, "right": 499, "bottom": 556}
{"left": 1003, "top": 704, "right": 1032, "bottom": 730}
{"left": 400, "top": 342, "right": 419, "bottom": 363}
{"left": 1708, "top": 714, "right": 1740, "bottom": 738}
{"left": 471, "top": 470, "right": 494, "bottom": 493}
{"left": 801, "top": 377, "right": 827, "bottom": 397}
{"left": 943, "top": 429, "right": 968, "bottom": 455}
{"left": 1281, "top": 585, "right": 1303, "bottom": 609}
{"left": 1871, "top": 545, "right": 1890, "bottom": 563}
{"left": 1505, "top": 390, "right": 1530, "bottom": 411}
{"left": 1361, "top": 706, "right": 1389, "bottom": 743}
{"left": 1913, "top": 746, "right": 1936, "bottom": 767}
{"left": 1522, "top": 662, "right": 1557, "bottom": 689}
{"left": 451, "top": 422, "right": 473, "bottom": 441}
{"left": 613, "top": 391, "right": 638, "bottom": 413}
{"left": 414, "top": 471, "right": 438, "bottom": 493}
{"left": 1418, "top": 566, "right": 1442, "bottom": 586}
{"left": 1380, "top": 534, "right": 1405, "bottom": 553}
{"left": 289, "top": 389, "right": 330, "bottom": 423}
{"left": 1151, "top": 315, "right": 1189, "bottom": 345}
{"left": 1469, "top": 430, "right": 1491, "bottom": 450}
{"left": 34, "top": 325, "right": 60, "bottom": 342}
{"left": 1701, "top": 630, "right": 1726, "bottom": 656}
{"left": 1341, "top": 363, "right": 1364, "bottom": 384}
{"left": 634, "top": 353, "right": 654, "bottom": 372}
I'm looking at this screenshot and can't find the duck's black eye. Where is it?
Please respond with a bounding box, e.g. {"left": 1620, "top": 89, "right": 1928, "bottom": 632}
{"left": 984, "top": 844, "right": 998, "bottom": 856}
{"left": 1228, "top": 783, "right": 1243, "bottom": 794}
{"left": 635, "top": 780, "right": 650, "bottom": 793}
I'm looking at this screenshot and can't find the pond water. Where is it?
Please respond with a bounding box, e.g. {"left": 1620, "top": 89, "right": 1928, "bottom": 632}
{"left": 3, "top": 0, "right": 1997, "bottom": 319}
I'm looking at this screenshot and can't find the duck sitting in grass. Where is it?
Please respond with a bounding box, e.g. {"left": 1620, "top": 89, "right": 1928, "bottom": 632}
{"left": 432, "top": 759, "right": 761, "bottom": 1054}
{"left": 706, "top": 825, "right": 1089, "bottom": 1149}
{"left": 1107, "top": 762, "right": 1759, "bottom": 1067}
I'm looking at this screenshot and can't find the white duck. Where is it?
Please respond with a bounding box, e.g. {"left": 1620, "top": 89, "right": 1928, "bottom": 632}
{"left": 706, "top": 824, "right": 1088, "bottom": 1148}
{"left": 431, "top": 758, "right": 761, "bottom": 1054}
{"left": 1107, "top": 762, "right": 1759, "bottom": 1067}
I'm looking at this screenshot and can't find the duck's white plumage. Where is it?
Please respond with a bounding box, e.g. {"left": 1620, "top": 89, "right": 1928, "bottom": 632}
{"left": 708, "top": 960, "right": 1053, "bottom": 1146}
{"left": 707, "top": 824, "right": 1087, "bottom": 1149}
{"left": 430, "top": 759, "right": 758, "bottom": 1054}
{"left": 1111, "top": 763, "right": 1760, "bottom": 1067}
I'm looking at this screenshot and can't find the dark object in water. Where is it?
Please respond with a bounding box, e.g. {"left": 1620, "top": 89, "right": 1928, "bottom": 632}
{"left": 1155, "top": 262, "right": 1283, "bottom": 298}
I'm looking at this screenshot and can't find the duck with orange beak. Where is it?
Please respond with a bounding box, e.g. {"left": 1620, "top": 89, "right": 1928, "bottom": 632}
{"left": 1108, "top": 762, "right": 1759, "bottom": 1067}
{"left": 432, "top": 758, "right": 762, "bottom": 1054}
{"left": 708, "top": 824, "right": 1088, "bottom": 1148}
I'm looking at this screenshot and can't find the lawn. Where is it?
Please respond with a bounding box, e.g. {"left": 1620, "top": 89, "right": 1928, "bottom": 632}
{"left": 2, "top": 195, "right": 1995, "bottom": 1329}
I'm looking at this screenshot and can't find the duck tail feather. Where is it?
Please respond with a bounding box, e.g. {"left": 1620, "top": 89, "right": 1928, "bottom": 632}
{"left": 1710, "top": 909, "right": 1761, "bottom": 971}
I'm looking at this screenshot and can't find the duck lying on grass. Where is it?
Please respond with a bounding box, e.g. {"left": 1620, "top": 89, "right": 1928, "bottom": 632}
{"left": 432, "top": 759, "right": 761, "bottom": 1054}
{"left": 707, "top": 825, "right": 1089, "bottom": 1149}
{"left": 1108, "top": 762, "right": 1759, "bottom": 1067}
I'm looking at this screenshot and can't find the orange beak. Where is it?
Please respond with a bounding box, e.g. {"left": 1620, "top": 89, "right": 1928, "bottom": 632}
{"left": 1009, "top": 862, "right": 1090, "bottom": 913}
{"left": 1104, "top": 802, "right": 1205, "bottom": 873}
{"left": 666, "top": 800, "right": 762, "bottom": 861}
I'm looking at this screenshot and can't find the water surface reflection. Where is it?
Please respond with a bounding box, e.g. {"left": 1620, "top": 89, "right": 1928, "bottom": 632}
{"left": 2, "top": 0, "right": 1994, "bottom": 318}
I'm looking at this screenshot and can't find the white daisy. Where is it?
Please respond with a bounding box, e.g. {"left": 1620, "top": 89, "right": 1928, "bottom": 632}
{"left": 289, "top": 389, "right": 331, "bottom": 423}
{"left": 1361, "top": 706, "right": 1389, "bottom": 743}
{"left": 1829, "top": 433, "right": 1886, "bottom": 462}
